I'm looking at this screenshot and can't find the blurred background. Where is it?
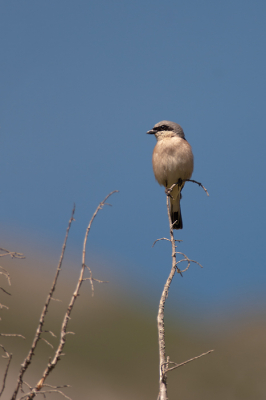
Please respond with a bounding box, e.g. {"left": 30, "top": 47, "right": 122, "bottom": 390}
{"left": 1, "top": 1, "right": 266, "bottom": 399}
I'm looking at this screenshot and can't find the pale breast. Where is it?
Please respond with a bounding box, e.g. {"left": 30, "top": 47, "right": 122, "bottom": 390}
{"left": 152, "top": 136, "right": 194, "bottom": 187}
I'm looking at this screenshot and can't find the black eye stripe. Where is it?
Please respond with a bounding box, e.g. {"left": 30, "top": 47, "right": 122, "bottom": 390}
{"left": 155, "top": 125, "right": 171, "bottom": 131}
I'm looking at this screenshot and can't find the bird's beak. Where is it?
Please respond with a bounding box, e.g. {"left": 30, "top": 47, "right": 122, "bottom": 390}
{"left": 147, "top": 129, "right": 156, "bottom": 135}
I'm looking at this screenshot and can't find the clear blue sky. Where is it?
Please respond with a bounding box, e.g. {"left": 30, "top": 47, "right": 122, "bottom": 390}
{"left": 1, "top": 1, "right": 265, "bottom": 318}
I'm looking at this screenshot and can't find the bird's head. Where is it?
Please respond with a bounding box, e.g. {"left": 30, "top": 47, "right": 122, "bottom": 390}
{"left": 147, "top": 120, "right": 185, "bottom": 140}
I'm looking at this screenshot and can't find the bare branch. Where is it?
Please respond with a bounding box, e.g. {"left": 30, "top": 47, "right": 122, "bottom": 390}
{"left": 157, "top": 184, "right": 207, "bottom": 399}
{"left": 183, "top": 178, "right": 209, "bottom": 196}
{"left": 43, "top": 331, "right": 57, "bottom": 338}
{"left": 11, "top": 205, "right": 76, "bottom": 400}
{"left": 152, "top": 238, "right": 171, "bottom": 247}
{"left": 23, "top": 191, "right": 118, "bottom": 399}
{"left": 19, "top": 390, "right": 72, "bottom": 400}
{"left": 0, "top": 344, "right": 12, "bottom": 396}
{"left": 152, "top": 238, "right": 183, "bottom": 247}
{"left": 0, "top": 266, "right": 11, "bottom": 285}
{"left": 163, "top": 350, "right": 214, "bottom": 373}
{"left": 82, "top": 191, "right": 119, "bottom": 267}
{"left": 0, "top": 334, "right": 25, "bottom": 339}
{"left": 50, "top": 297, "right": 62, "bottom": 302}
{"left": 42, "top": 384, "right": 71, "bottom": 389}
{"left": 0, "top": 287, "right": 11, "bottom": 296}
{"left": 0, "top": 248, "right": 25, "bottom": 259}
{"left": 175, "top": 252, "right": 203, "bottom": 273}
{"left": 168, "top": 178, "right": 209, "bottom": 197}
{"left": 83, "top": 264, "right": 108, "bottom": 296}
{"left": 41, "top": 338, "right": 54, "bottom": 349}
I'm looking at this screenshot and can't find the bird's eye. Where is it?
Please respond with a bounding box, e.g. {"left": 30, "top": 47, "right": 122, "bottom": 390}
{"left": 158, "top": 125, "right": 169, "bottom": 131}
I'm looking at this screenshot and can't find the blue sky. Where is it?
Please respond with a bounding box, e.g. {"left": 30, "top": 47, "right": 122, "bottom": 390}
{"left": 1, "top": 0, "right": 266, "bottom": 319}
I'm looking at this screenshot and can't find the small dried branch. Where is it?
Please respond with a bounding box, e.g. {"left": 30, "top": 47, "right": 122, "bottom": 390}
{"left": 0, "top": 267, "right": 11, "bottom": 285}
{"left": 152, "top": 238, "right": 182, "bottom": 247}
{"left": 42, "top": 384, "right": 71, "bottom": 389}
{"left": 43, "top": 331, "right": 57, "bottom": 338}
{"left": 183, "top": 178, "right": 209, "bottom": 196}
{"left": 19, "top": 389, "right": 73, "bottom": 400}
{"left": 0, "top": 287, "right": 11, "bottom": 296}
{"left": 163, "top": 349, "right": 214, "bottom": 373}
{"left": 0, "top": 344, "right": 12, "bottom": 396}
{"left": 50, "top": 297, "right": 62, "bottom": 302}
{"left": 11, "top": 205, "right": 76, "bottom": 400}
{"left": 41, "top": 338, "right": 54, "bottom": 349}
{"left": 168, "top": 179, "right": 209, "bottom": 197}
{"left": 21, "top": 381, "right": 31, "bottom": 390}
{"left": 175, "top": 252, "right": 203, "bottom": 273}
{"left": 0, "top": 248, "right": 25, "bottom": 259}
{"left": 23, "top": 191, "right": 118, "bottom": 400}
{"left": 152, "top": 238, "right": 171, "bottom": 247}
{"left": 0, "top": 334, "right": 25, "bottom": 339}
{"left": 83, "top": 264, "right": 108, "bottom": 296}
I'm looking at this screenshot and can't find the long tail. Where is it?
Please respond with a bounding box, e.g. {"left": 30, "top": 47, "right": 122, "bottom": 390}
{"left": 170, "top": 185, "right": 183, "bottom": 230}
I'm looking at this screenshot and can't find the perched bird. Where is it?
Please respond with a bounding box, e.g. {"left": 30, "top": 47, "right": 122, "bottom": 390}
{"left": 147, "top": 120, "right": 194, "bottom": 229}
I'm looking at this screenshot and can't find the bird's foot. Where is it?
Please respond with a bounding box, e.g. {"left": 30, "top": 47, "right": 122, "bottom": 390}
{"left": 165, "top": 187, "right": 173, "bottom": 198}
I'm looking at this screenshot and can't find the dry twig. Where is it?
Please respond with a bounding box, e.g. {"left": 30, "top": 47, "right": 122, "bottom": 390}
{"left": 11, "top": 206, "right": 76, "bottom": 400}
{"left": 17, "top": 191, "right": 118, "bottom": 400}
{"left": 163, "top": 350, "right": 214, "bottom": 373}
{"left": 0, "top": 248, "right": 25, "bottom": 259}
{"left": 1, "top": 248, "right": 25, "bottom": 397}
{"left": 0, "top": 344, "right": 12, "bottom": 397}
{"left": 168, "top": 178, "right": 209, "bottom": 197}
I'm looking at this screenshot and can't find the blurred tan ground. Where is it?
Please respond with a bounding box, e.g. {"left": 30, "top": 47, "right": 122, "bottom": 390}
{"left": 1, "top": 242, "right": 266, "bottom": 400}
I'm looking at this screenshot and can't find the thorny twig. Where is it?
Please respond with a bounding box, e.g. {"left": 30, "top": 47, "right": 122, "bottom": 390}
{"left": 22, "top": 191, "right": 118, "bottom": 400}
{"left": 11, "top": 206, "right": 76, "bottom": 400}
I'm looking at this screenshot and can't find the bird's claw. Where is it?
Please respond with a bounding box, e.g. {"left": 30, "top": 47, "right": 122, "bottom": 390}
{"left": 165, "top": 188, "right": 173, "bottom": 197}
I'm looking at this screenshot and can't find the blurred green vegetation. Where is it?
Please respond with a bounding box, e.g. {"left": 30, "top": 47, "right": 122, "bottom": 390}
{"left": 1, "top": 248, "right": 266, "bottom": 400}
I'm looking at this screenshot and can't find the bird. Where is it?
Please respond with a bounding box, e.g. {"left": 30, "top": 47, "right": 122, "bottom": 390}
{"left": 147, "top": 120, "right": 194, "bottom": 229}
